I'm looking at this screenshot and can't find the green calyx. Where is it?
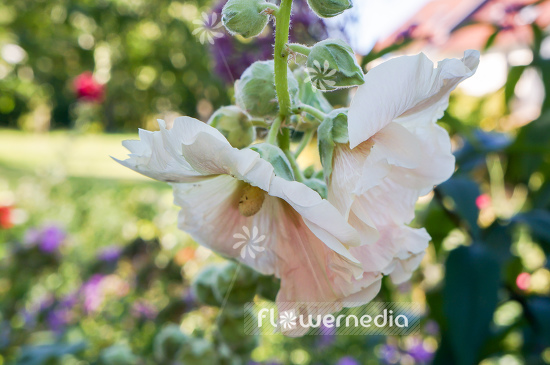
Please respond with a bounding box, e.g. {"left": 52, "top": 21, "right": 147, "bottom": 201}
{"left": 306, "top": 0, "right": 353, "bottom": 18}
{"left": 208, "top": 105, "right": 255, "bottom": 149}
{"left": 306, "top": 39, "right": 364, "bottom": 91}
{"left": 235, "top": 60, "right": 299, "bottom": 118}
{"left": 221, "top": 0, "right": 272, "bottom": 38}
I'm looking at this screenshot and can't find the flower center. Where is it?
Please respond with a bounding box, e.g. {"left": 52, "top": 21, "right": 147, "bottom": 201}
{"left": 238, "top": 184, "right": 266, "bottom": 217}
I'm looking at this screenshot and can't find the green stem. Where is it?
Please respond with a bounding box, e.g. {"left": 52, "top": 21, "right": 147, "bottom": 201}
{"left": 288, "top": 43, "right": 311, "bottom": 56}
{"left": 250, "top": 118, "right": 269, "bottom": 128}
{"left": 266, "top": 115, "right": 282, "bottom": 145}
{"left": 273, "top": 0, "right": 293, "bottom": 119}
{"left": 294, "top": 129, "right": 314, "bottom": 158}
{"left": 293, "top": 104, "right": 327, "bottom": 121}
{"left": 284, "top": 149, "right": 305, "bottom": 182}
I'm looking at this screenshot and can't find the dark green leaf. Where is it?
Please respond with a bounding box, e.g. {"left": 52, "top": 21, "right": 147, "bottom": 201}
{"left": 443, "top": 245, "right": 500, "bottom": 365}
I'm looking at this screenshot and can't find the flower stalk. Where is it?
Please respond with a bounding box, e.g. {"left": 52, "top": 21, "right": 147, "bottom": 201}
{"left": 273, "top": 0, "right": 293, "bottom": 120}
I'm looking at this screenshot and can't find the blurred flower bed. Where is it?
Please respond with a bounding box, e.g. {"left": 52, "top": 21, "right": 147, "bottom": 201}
{"left": 0, "top": 0, "right": 550, "bottom": 364}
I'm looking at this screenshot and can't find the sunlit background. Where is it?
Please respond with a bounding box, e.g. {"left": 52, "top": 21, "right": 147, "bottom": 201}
{"left": 1, "top": 0, "right": 550, "bottom": 364}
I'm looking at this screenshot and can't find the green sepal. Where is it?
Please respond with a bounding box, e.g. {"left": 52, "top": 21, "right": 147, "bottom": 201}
{"left": 249, "top": 143, "right": 295, "bottom": 181}
{"left": 318, "top": 108, "right": 349, "bottom": 181}
{"left": 304, "top": 178, "right": 328, "bottom": 199}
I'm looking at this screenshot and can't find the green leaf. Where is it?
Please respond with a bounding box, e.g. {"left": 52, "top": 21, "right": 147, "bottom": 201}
{"left": 512, "top": 210, "right": 550, "bottom": 253}
{"left": 438, "top": 177, "right": 481, "bottom": 238}
{"left": 443, "top": 245, "right": 500, "bottom": 365}
{"left": 504, "top": 66, "right": 527, "bottom": 109}
{"left": 527, "top": 297, "right": 550, "bottom": 343}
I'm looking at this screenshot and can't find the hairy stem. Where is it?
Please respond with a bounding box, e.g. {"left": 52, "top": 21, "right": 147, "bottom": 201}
{"left": 273, "top": 0, "right": 293, "bottom": 119}
{"left": 284, "top": 149, "right": 305, "bottom": 182}
{"left": 293, "top": 104, "right": 327, "bottom": 122}
{"left": 266, "top": 115, "right": 283, "bottom": 145}
{"left": 288, "top": 43, "right": 311, "bottom": 56}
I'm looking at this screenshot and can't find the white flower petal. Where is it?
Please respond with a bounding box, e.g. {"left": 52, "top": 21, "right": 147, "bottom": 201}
{"left": 348, "top": 50, "right": 480, "bottom": 149}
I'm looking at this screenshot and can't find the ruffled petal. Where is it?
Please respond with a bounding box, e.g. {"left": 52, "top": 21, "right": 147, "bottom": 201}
{"left": 114, "top": 125, "right": 204, "bottom": 183}
{"left": 350, "top": 224, "right": 429, "bottom": 279}
{"left": 348, "top": 50, "right": 480, "bottom": 149}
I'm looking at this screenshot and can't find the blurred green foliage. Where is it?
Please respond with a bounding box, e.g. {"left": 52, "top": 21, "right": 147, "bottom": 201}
{"left": 0, "top": 0, "right": 229, "bottom": 131}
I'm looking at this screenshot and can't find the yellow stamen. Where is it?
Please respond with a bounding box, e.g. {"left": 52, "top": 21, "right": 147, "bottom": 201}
{"left": 238, "top": 184, "right": 266, "bottom": 217}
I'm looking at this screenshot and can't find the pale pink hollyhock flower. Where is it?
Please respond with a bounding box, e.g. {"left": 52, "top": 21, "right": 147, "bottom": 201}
{"left": 115, "top": 117, "right": 381, "bottom": 314}
{"left": 329, "top": 50, "right": 480, "bottom": 283}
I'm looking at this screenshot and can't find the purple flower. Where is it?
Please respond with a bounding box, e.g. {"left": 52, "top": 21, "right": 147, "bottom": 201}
{"left": 131, "top": 301, "right": 157, "bottom": 320}
{"left": 47, "top": 308, "right": 70, "bottom": 333}
{"left": 316, "top": 322, "right": 336, "bottom": 348}
{"left": 98, "top": 246, "right": 122, "bottom": 262}
{"left": 24, "top": 225, "right": 66, "bottom": 252}
{"left": 82, "top": 274, "right": 106, "bottom": 313}
{"left": 408, "top": 341, "right": 434, "bottom": 363}
{"left": 379, "top": 344, "right": 400, "bottom": 364}
{"left": 337, "top": 356, "right": 360, "bottom": 365}
{"left": 424, "top": 320, "right": 440, "bottom": 336}
{"left": 40, "top": 226, "right": 66, "bottom": 252}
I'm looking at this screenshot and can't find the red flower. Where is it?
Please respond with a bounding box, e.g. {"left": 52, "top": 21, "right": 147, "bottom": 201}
{"left": 0, "top": 206, "right": 13, "bottom": 229}
{"left": 73, "top": 72, "right": 104, "bottom": 102}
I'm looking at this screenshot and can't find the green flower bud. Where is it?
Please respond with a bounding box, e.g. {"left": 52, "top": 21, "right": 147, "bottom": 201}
{"left": 249, "top": 143, "right": 294, "bottom": 181}
{"left": 153, "top": 325, "right": 190, "bottom": 362}
{"left": 222, "top": 0, "right": 271, "bottom": 38}
{"left": 192, "top": 265, "right": 222, "bottom": 307}
{"left": 235, "top": 60, "right": 299, "bottom": 118}
{"left": 99, "top": 345, "right": 138, "bottom": 365}
{"left": 307, "top": 0, "right": 353, "bottom": 18}
{"left": 214, "top": 261, "right": 258, "bottom": 305}
{"left": 306, "top": 39, "right": 364, "bottom": 91}
{"left": 208, "top": 106, "right": 255, "bottom": 149}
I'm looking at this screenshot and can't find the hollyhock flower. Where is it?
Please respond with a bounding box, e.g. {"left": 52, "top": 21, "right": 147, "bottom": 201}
{"left": 73, "top": 72, "right": 104, "bottom": 102}
{"left": 0, "top": 206, "right": 13, "bottom": 229}
{"left": 328, "top": 50, "right": 480, "bottom": 283}
{"left": 115, "top": 117, "right": 382, "bottom": 310}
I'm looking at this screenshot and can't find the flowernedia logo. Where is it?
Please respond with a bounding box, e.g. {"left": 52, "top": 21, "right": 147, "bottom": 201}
{"left": 305, "top": 60, "right": 337, "bottom": 91}
{"left": 244, "top": 302, "right": 421, "bottom": 336}
{"left": 232, "top": 226, "right": 266, "bottom": 259}
{"left": 192, "top": 12, "right": 224, "bottom": 45}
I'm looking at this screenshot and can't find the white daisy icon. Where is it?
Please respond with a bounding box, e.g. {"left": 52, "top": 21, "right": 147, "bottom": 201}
{"left": 232, "top": 226, "right": 266, "bottom": 259}
{"left": 305, "top": 60, "right": 337, "bottom": 91}
{"left": 192, "top": 12, "right": 224, "bottom": 45}
{"left": 279, "top": 310, "right": 297, "bottom": 330}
